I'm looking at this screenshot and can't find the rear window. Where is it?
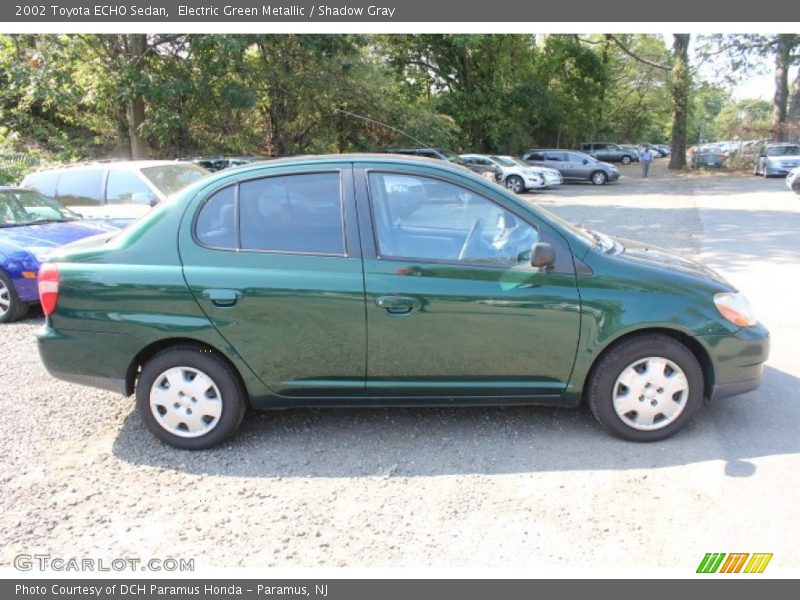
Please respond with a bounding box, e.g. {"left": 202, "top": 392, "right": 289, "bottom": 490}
{"left": 140, "top": 164, "right": 209, "bottom": 196}
{"left": 239, "top": 172, "right": 344, "bottom": 255}
{"left": 22, "top": 170, "right": 59, "bottom": 197}
{"left": 55, "top": 168, "right": 104, "bottom": 206}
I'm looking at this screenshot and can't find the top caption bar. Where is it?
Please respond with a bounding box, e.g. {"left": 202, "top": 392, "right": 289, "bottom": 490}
{"left": 2, "top": 0, "right": 793, "bottom": 22}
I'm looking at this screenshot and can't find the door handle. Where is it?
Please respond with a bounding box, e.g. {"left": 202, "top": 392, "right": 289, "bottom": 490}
{"left": 202, "top": 288, "right": 242, "bottom": 307}
{"left": 375, "top": 295, "right": 422, "bottom": 315}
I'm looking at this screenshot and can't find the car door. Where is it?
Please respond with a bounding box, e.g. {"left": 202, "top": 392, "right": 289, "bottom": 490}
{"left": 356, "top": 166, "right": 581, "bottom": 399}
{"left": 103, "top": 168, "right": 160, "bottom": 224}
{"left": 180, "top": 165, "right": 367, "bottom": 398}
{"left": 542, "top": 151, "right": 572, "bottom": 179}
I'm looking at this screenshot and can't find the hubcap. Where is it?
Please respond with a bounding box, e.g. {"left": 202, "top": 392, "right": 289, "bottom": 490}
{"left": 593, "top": 173, "right": 605, "bottom": 184}
{"left": 612, "top": 357, "right": 689, "bottom": 431}
{"left": 507, "top": 178, "right": 523, "bottom": 193}
{"left": 149, "top": 366, "right": 223, "bottom": 438}
{"left": 0, "top": 280, "right": 11, "bottom": 317}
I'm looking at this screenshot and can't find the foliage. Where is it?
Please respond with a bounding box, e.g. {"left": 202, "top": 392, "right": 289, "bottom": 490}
{"left": 0, "top": 33, "right": 775, "bottom": 164}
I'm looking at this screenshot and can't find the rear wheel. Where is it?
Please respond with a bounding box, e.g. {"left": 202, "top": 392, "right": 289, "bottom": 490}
{"left": 621, "top": 155, "right": 632, "bottom": 165}
{"left": 136, "top": 346, "right": 247, "bottom": 449}
{"left": 0, "top": 271, "right": 28, "bottom": 324}
{"left": 590, "top": 171, "right": 608, "bottom": 185}
{"left": 587, "top": 334, "right": 704, "bottom": 442}
{"left": 505, "top": 175, "right": 525, "bottom": 194}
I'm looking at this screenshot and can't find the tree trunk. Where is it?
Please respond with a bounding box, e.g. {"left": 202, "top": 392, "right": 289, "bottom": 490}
{"left": 126, "top": 34, "right": 149, "bottom": 158}
{"left": 772, "top": 34, "right": 792, "bottom": 142}
{"left": 115, "top": 111, "right": 132, "bottom": 159}
{"left": 668, "top": 34, "right": 691, "bottom": 170}
{"left": 785, "top": 62, "right": 800, "bottom": 141}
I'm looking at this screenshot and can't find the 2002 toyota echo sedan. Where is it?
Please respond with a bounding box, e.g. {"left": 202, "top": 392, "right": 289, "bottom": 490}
{"left": 37, "top": 154, "right": 769, "bottom": 449}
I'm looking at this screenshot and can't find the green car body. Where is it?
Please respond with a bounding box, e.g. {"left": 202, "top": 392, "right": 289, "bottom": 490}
{"left": 37, "top": 155, "right": 769, "bottom": 448}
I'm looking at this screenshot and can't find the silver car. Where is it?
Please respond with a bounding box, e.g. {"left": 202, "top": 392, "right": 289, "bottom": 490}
{"left": 753, "top": 143, "right": 800, "bottom": 177}
{"left": 521, "top": 149, "right": 620, "bottom": 185}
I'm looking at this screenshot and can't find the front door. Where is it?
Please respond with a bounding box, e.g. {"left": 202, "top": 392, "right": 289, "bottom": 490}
{"left": 180, "top": 166, "right": 366, "bottom": 397}
{"left": 358, "top": 168, "right": 581, "bottom": 399}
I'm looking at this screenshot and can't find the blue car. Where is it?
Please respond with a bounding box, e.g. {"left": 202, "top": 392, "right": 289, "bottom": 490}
{"left": 0, "top": 187, "right": 117, "bottom": 323}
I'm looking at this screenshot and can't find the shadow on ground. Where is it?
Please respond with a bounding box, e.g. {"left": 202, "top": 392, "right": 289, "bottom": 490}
{"left": 112, "top": 365, "right": 798, "bottom": 479}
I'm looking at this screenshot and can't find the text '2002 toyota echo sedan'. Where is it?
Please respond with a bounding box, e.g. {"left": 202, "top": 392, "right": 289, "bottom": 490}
{"left": 37, "top": 154, "right": 769, "bottom": 449}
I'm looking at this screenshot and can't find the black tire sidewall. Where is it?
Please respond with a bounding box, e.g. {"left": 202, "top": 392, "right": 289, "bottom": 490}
{"left": 587, "top": 335, "right": 704, "bottom": 442}
{"left": 136, "top": 347, "right": 246, "bottom": 450}
{"left": 0, "top": 270, "right": 27, "bottom": 324}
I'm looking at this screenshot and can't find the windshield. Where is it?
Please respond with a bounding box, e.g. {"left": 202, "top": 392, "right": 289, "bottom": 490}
{"left": 0, "top": 189, "right": 79, "bottom": 226}
{"left": 767, "top": 145, "right": 800, "bottom": 157}
{"left": 140, "top": 164, "right": 209, "bottom": 196}
{"left": 489, "top": 156, "right": 516, "bottom": 167}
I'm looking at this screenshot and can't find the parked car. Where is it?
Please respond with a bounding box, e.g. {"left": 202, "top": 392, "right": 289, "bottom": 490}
{"left": 36, "top": 154, "right": 767, "bottom": 448}
{"left": 691, "top": 144, "right": 726, "bottom": 169}
{"left": 460, "top": 154, "right": 562, "bottom": 193}
{"left": 379, "top": 148, "right": 501, "bottom": 181}
{"left": 182, "top": 156, "right": 266, "bottom": 172}
{"left": 0, "top": 187, "right": 116, "bottom": 323}
{"left": 21, "top": 161, "right": 210, "bottom": 226}
{"left": 655, "top": 145, "right": 672, "bottom": 157}
{"left": 618, "top": 145, "right": 641, "bottom": 162}
{"left": 521, "top": 149, "right": 620, "bottom": 185}
{"left": 753, "top": 143, "right": 800, "bottom": 177}
{"left": 787, "top": 166, "right": 800, "bottom": 194}
{"left": 578, "top": 142, "right": 638, "bottom": 165}
{"left": 639, "top": 143, "right": 665, "bottom": 158}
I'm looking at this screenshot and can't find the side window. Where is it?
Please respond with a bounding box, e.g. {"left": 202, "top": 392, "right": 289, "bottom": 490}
{"left": 239, "top": 172, "right": 345, "bottom": 255}
{"left": 367, "top": 172, "right": 538, "bottom": 267}
{"left": 525, "top": 152, "right": 544, "bottom": 161}
{"left": 22, "top": 171, "right": 59, "bottom": 197}
{"left": 594, "top": 143, "right": 608, "bottom": 150}
{"left": 195, "top": 186, "right": 236, "bottom": 249}
{"left": 55, "top": 168, "right": 104, "bottom": 206}
{"left": 106, "top": 170, "right": 158, "bottom": 205}
{"left": 544, "top": 152, "right": 564, "bottom": 162}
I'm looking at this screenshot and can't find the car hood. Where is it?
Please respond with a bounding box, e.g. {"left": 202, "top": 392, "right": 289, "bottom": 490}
{"left": 0, "top": 221, "right": 118, "bottom": 259}
{"left": 615, "top": 237, "right": 733, "bottom": 289}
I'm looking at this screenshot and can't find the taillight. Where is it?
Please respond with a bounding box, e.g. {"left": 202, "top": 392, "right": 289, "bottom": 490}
{"left": 38, "top": 263, "right": 60, "bottom": 316}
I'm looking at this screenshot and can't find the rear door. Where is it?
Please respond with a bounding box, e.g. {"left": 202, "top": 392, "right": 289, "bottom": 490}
{"left": 180, "top": 164, "right": 367, "bottom": 398}
{"left": 356, "top": 165, "right": 581, "bottom": 399}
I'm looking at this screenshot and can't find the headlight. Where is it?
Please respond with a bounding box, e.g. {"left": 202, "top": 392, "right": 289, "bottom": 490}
{"left": 714, "top": 292, "right": 757, "bottom": 327}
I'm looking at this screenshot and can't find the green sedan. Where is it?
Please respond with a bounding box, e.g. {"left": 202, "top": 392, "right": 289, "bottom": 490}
{"left": 36, "top": 154, "right": 769, "bottom": 449}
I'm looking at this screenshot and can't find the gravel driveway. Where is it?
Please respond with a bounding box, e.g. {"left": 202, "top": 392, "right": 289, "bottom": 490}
{"left": 2, "top": 160, "right": 798, "bottom": 572}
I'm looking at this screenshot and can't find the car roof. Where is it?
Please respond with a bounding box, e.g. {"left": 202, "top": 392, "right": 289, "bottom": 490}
{"left": 25, "top": 160, "right": 195, "bottom": 175}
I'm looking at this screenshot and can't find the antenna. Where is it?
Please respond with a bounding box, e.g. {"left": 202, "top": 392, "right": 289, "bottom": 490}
{"left": 333, "top": 107, "right": 434, "bottom": 151}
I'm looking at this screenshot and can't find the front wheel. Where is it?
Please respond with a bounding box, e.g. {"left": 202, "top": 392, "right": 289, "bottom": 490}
{"left": 0, "top": 271, "right": 29, "bottom": 324}
{"left": 505, "top": 175, "right": 525, "bottom": 194}
{"left": 586, "top": 335, "right": 704, "bottom": 442}
{"left": 136, "top": 346, "right": 247, "bottom": 449}
{"left": 590, "top": 171, "right": 608, "bottom": 185}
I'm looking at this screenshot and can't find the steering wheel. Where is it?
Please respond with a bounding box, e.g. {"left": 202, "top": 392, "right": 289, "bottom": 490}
{"left": 458, "top": 218, "right": 485, "bottom": 261}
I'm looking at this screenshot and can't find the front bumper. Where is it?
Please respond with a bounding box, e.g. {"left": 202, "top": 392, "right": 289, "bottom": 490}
{"left": 607, "top": 171, "right": 620, "bottom": 182}
{"left": 765, "top": 162, "right": 800, "bottom": 176}
{"left": 701, "top": 322, "right": 770, "bottom": 401}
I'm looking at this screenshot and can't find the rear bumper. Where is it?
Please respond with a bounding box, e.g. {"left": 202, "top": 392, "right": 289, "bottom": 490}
{"left": 38, "top": 325, "right": 142, "bottom": 396}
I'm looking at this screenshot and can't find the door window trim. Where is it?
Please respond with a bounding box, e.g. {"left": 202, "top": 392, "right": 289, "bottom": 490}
{"left": 191, "top": 169, "right": 350, "bottom": 258}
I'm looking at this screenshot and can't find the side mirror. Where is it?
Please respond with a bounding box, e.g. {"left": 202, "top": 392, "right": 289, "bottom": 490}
{"left": 131, "top": 192, "right": 158, "bottom": 207}
{"left": 583, "top": 158, "right": 589, "bottom": 164}
{"left": 531, "top": 242, "right": 555, "bottom": 270}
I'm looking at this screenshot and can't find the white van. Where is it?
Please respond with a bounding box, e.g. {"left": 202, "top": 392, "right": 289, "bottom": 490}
{"left": 21, "top": 161, "right": 209, "bottom": 226}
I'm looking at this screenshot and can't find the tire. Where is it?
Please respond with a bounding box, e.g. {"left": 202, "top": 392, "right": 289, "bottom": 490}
{"left": 505, "top": 175, "right": 525, "bottom": 194}
{"left": 0, "top": 270, "right": 29, "bottom": 324}
{"left": 621, "top": 155, "right": 632, "bottom": 165}
{"left": 586, "top": 334, "right": 704, "bottom": 442}
{"left": 136, "top": 345, "right": 247, "bottom": 450}
{"left": 590, "top": 171, "right": 608, "bottom": 186}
